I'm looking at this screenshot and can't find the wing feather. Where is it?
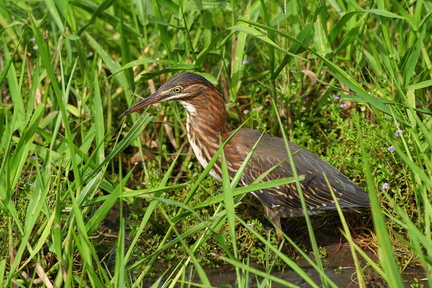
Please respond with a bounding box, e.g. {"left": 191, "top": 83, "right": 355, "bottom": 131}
{"left": 228, "top": 128, "right": 369, "bottom": 215}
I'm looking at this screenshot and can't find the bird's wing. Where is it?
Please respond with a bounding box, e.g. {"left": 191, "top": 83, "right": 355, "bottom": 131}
{"left": 230, "top": 128, "right": 369, "bottom": 213}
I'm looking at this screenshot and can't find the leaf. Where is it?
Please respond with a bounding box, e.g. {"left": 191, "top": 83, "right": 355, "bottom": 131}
{"left": 361, "top": 9, "right": 406, "bottom": 19}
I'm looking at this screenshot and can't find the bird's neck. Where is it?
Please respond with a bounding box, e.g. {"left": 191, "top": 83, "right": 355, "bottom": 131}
{"left": 179, "top": 94, "right": 229, "bottom": 139}
{"left": 179, "top": 94, "right": 228, "bottom": 181}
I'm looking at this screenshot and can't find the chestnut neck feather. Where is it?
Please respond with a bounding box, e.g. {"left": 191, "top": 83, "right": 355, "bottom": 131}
{"left": 179, "top": 85, "right": 230, "bottom": 180}
{"left": 180, "top": 86, "right": 229, "bottom": 141}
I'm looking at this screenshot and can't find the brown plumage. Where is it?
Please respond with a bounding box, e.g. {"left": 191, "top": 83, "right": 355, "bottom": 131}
{"left": 120, "top": 72, "right": 369, "bottom": 231}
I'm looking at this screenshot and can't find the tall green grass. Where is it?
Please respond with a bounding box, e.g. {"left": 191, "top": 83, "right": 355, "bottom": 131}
{"left": 1, "top": 0, "right": 431, "bottom": 287}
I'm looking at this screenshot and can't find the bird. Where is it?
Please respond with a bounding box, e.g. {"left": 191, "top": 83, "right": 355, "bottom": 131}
{"left": 120, "top": 72, "right": 369, "bottom": 234}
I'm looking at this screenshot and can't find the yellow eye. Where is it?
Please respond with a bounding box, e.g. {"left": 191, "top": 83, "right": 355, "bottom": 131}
{"left": 172, "top": 86, "right": 182, "bottom": 93}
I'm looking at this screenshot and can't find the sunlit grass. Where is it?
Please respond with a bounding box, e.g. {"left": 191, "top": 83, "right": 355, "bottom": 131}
{"left": 1, "top": 0, "right": 431, "bottom": 287}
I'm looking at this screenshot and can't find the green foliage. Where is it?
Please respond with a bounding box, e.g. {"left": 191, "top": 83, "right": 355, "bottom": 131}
{"left": 1, "top": 0, "right": 431, "bottom": 287}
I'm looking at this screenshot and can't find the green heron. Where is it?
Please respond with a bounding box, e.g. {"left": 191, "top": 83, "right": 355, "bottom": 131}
{"left": 120, "top": 72, "right": 369, "bottom": 231}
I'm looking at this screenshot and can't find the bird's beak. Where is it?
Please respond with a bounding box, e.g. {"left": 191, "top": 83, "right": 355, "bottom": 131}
{"left": 119, "top": 91, "right": 164, "bottom": 118}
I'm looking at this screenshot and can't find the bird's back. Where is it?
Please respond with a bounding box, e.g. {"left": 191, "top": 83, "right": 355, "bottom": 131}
{"left": 227, "top": 128, "right": 369, "bottom": 218}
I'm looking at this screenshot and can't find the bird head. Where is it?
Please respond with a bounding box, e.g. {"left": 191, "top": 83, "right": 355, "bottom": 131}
{"left": 120, "top": 72, "right": 218, "bottom": 118}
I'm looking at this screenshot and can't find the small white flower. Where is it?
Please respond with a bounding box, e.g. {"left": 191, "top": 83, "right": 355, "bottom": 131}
{"left": 394, "top": 130, "right": 402, "bottom": 137}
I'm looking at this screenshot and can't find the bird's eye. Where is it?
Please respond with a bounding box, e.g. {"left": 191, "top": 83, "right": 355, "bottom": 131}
{"left": 172, "top": 86, "right": 182, "bottom": 93}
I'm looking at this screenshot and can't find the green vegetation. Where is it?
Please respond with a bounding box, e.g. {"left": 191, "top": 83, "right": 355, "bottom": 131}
{"left": 1, "top": 0, "right": 431, "bottom": 287}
